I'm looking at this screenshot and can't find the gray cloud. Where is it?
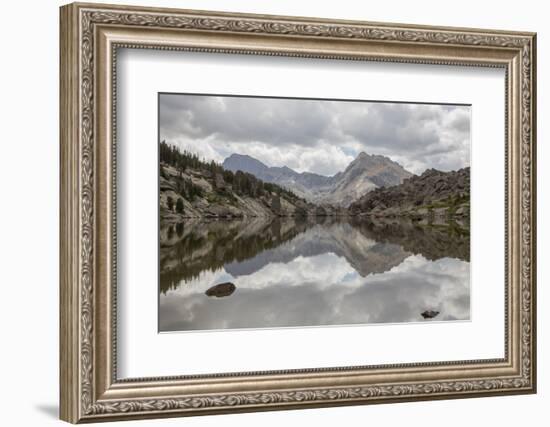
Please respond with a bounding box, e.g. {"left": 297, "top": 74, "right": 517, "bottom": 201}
{"left": 160, "top": 93, "right": 470, "bottom": 175}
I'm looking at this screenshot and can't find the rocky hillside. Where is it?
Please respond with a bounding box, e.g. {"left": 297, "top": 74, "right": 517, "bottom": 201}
{"left": 349, "top": 167, "right": 470, "bottom": 221}
{"left": 223, "top": 152, "right": 412, "bottom": 207}
{"left": 160, "top": 142, "right": 345, "bottom": 221}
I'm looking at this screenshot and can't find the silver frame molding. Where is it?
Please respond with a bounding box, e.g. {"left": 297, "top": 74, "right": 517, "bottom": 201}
{"left": 60, "top": 2, "right": 536, "bottom": 423}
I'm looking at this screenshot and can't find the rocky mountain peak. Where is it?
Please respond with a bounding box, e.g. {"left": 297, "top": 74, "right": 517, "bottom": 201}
{"left": 420, "top": 168, "right": 440, "bottom": 178}
{"left": 225, "top": 153, "right": 264, "bottom": 164}
{"left": 347, "top": 152, "right": 396, "bottom": 168}
{"left": 223, "top": 151, "right": 413, "bottom": 207}
{"left": 223, "top": 153, "right": 269, "bottom": 175}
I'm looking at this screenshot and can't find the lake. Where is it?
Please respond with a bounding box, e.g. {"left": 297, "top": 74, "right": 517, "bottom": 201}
{"left": 159, "top": 217, "right": 470, "bottom": 332}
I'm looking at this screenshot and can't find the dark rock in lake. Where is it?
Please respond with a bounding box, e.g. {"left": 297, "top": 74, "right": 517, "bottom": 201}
{"left": 421, "top": 310, "right": 440, "bottom": 319}
{"left": 205, "top": 282, "right": 236, "bottom": 298}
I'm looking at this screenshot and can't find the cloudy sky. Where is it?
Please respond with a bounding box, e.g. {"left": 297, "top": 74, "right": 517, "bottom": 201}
{"left": 159, "top": 93, "right": 470, "bottom": 176}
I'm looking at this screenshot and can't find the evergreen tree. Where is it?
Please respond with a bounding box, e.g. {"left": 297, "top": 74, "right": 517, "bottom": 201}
{"left": 176, "top": 198, "right": 184, "bottom": 214}
{"left": 271, "top": 195, "right": 281, "bottom": 214}
{"left": 160, "top": 140, "right": 300, "bottom": 202}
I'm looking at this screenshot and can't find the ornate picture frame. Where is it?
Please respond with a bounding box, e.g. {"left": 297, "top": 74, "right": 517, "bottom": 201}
{"left": 60, "top": 2, "right": 536, "bottom": 423}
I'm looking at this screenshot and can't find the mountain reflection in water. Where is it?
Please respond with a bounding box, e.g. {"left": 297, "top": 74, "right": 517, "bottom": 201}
{"left": 159, "top": 217, "right": 470, "bottom": 332}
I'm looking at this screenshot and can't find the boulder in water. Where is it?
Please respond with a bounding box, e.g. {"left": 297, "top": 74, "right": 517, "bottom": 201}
{"left": 205, "top": 282, "right": 236, "bottom": 298}
{"left": 421, "top": 310, "right": 440, "bottom": 319}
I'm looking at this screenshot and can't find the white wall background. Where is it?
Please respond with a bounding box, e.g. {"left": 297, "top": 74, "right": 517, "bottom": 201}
{"left": 0, "top": 0, "right": 545, "bottom": 425}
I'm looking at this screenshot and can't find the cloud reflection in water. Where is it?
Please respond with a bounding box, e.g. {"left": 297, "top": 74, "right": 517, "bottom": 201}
{"left": 159, "top": 218, "right": 470, "bottom": 332}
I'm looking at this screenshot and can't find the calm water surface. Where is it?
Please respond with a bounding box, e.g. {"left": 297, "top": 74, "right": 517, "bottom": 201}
{"left": 159, "top": 217, "right": 470, "bottom": 332}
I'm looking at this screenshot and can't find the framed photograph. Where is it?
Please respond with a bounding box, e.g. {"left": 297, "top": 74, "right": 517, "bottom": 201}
{"left": 60, "top": 2, "right": 537, "bottom": 423}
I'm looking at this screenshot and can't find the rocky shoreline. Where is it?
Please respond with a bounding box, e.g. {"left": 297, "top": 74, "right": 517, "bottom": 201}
{"left": 349, "top": 167, "right": 470, "bottom": 222}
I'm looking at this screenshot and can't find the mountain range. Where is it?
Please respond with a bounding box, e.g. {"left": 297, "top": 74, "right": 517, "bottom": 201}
{"left": 222, "top": 152, "right": 413, "bottom": 207}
